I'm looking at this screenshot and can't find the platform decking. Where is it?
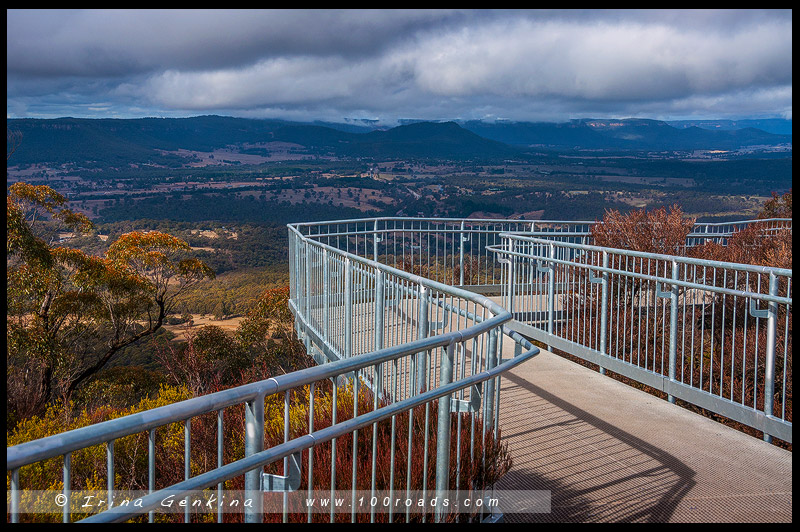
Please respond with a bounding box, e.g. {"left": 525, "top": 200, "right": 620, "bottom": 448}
{"left": 496, "top": 345, "right": 792, "bottom": 522}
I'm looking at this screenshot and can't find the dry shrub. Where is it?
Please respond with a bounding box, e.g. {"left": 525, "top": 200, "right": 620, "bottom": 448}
{"left": 8, "top": 376, "right": 509, "bottom": 523}
{"left": 590, "top": 204, "right": 695, "bottom": 255}
{"left": 562, "top": 200, "right": 792, "bottom": 447}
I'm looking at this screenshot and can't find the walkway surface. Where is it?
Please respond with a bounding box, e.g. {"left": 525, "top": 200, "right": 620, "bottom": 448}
{"left": 494, "top": 344, "right": 792, "bottom": 522}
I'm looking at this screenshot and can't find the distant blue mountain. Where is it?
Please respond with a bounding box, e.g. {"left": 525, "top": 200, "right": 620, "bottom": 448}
{"left": 6, "top": 115, "right": 791, "bottom": 166}
{"left": 459, "top": 118, "right": 791, "bottom": 150}
{"left": 665, "top": 119, "right": 792, "bottom": 136}
{"left": 6, "top": 116, "right": 513, "bottom": 165}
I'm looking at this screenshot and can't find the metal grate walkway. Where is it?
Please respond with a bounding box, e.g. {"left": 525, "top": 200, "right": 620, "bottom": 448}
{"left": 496, "top": 344, "right": 792, "bottom": 522}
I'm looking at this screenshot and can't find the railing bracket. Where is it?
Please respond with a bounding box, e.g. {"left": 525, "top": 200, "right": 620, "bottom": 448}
{"left": 656, "top": 282, "right": 673, "bottom": 298}
{"left": 262, "top": 452, "right": 302, "bottom": 492}
{"left": 451, "top": 385, "right": 481, "bottom": 413}
{"left": 749, "top": 298, "right": 770, "bottom": 319}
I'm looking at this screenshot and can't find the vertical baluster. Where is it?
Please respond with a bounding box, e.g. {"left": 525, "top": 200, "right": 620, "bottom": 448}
{"left": 63, "top": 452, "right": 71, "bottom": 523}
{"left": 416, "top": 285, "right": 429, "bottom": 393}
{"left": 149, "top": 428, "right": 156, "bottom": 523}
{"left": 245, "top": 396, "right": 265, "bottom": 523}
{"left": 323, "top": 249, "right": 329, "bottom": 343}
{"left": 351, "top": 370, "right": 359, "bottom": 523}
{"left": 217, "top": 411, "right": 223, "bottom": 523}
{"left": 307, "top": 383, "right": 315, "bottom": 524}
{"left": 184, "top": 420, "right": 190, "bottom": 523}
{"left": 547, "top": 244, "right": 555, "bottom": 351}
{"left": 345, "top": 258, "right": 352, "bottom": 359}
{"left": 107, "top": 441, "right": 114, "bottom": 511}
{"left": 330, "top": 377, "right": 338, "bottom": 523}
{"left": 283, "top": 391, "right": 290, "bottom": 523}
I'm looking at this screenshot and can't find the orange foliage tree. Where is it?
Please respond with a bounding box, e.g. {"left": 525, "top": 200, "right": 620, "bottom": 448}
{"left": 589, "top": 203, "right": 695, "bottom": 255}
{"left": 7, "top": 183, "right": 214, "bottom": 425}
{"left": 568, "top": 198, "right": 791, "bottom": 444}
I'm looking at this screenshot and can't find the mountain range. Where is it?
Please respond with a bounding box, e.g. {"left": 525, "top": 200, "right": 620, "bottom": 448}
{"left": 6, "top": 115, "right": 791, "bottom": 166}
{"left": 459, "top": 118, "right": 791, "bottom": 151}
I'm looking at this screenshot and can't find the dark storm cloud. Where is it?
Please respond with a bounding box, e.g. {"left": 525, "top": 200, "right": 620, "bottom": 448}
{"left": 7, "top": 10, "right": 466, "bottom": 78}
{"left": 6, "top": 9, "right": 793, "bottom": 122}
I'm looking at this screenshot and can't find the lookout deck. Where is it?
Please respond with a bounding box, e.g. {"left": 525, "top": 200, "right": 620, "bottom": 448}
{"left": 495, "top": 344, "right": 792, "bottom": 522}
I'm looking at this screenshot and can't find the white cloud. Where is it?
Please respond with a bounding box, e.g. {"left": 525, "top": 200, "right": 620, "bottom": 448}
{"left": 411, "top": 18, "right": 792, "bottom": 101}
{"left": 6, "top": 9, "right": 793, "bottom": 121}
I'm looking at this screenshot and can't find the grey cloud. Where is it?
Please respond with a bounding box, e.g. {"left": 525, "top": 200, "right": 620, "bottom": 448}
{"left": 6, "top": 9, "right": 793, "bottom": 122}
{"left": 7, "top": 9, "right": 466, "bottom": 78}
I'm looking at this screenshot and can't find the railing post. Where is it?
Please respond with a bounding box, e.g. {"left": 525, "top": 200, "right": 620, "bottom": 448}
{"left": 107, "top": 441, "right": 114, "bottom": 511}
{"left": 63, "top": 452, "right": 71, "bottom": 523}
{"left": 598, "top": 251, "right": 608, "bottom": 376}
{"left": 11, "top": 468, "right": 19, "bottom": 523}
{"left": 416, "top": 285, "right": 430, "bottom": 393}
{"left": 763, "top": 272, "right": 779, "bottom": 443}
{"left": 373, "top": 219, "right": 379, "bottom": 263}
{"left": 484, "top": 328, "right": 500, "bottom": 431}
{"left": 345, "top": 257, "right": 353, "bottom": 359}
{"left": 435, "top": 340, "right": 456, "bottom": 523}
{"left": 148, "top": 429, "right": 155, "bottom": 523}
{"left": 668, "top": 260, "right": 680, "bottom": 404}
{"left": 244, "top": 395, "right": 265, "bottom": 522}
{"left": 459, "top": 220, "right": 465, "bottom": 286}
{"left": 323, "top": 249, "right": 329, "bottom": 342}
{"left": 547, "top": 244, "right": 556, "bottom": 352}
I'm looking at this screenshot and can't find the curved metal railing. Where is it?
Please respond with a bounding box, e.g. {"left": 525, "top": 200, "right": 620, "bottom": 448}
{"left": 7, "top": 215, "right": 791, "bottom": 523}
{"left": 488, "top": 229, "right": 792, "bottom": 443}
{"left": 291, "top": 216, "right": 791, "bottom": 291}
{"left": 7, "top": 219, "right": 541, "bottom": 523}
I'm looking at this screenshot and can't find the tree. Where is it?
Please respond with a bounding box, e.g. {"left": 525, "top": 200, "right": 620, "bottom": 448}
{"left": 7, "top": 127, "right": 23, "bottom": 161}
{"left": 590, "top": 203, "right": 695, "bottom": 255}
{"left": 7, "top": 183, "right": 215, "bottom": 424}
{"left": 758, "top": 189, "right": 792, "bottom": 219}
{"left": 236, "top": 286, "right": 309, "bottom": 374}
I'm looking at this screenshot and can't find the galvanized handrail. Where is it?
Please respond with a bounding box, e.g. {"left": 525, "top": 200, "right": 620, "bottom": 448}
{"left": 292, "top": 217, "right": 791, "bottom": 291}
{"left": 8, "top": 214, "right": 791, "bottom": 523}
{"left": 8, "top": 219, "right": 540, "bottom": 524}
{"left": 490, "top": 231, "right": 792, "bottom": 444}
{"left": 79, "top": 329, "right": 539, "bottom": 523}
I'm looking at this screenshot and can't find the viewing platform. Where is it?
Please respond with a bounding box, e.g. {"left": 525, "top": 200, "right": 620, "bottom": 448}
{"left": 7, "top": 216, "right": 792, "bottom": 523}
{"left": 497, "top": 346, "right": 792, "bottom": 522}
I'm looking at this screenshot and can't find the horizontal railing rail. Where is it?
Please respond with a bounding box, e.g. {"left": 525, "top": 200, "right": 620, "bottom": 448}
{"left": 9, "top": 215, "right": 790, "bottom": 523}
{"left": 490, "top": 232, "right": 792, "bottom": 444}
{"left": 7, "top": 218, "right": 541, "bottom": 524}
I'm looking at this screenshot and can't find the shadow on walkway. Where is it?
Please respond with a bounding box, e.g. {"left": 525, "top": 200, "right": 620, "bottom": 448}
{"left": 497, "top": 371, "right": 696, "bottom": 523}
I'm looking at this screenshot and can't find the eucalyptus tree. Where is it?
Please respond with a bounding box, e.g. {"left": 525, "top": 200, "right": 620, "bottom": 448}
{"left": 7, "top": 182, "right": 214, "bottom": 423}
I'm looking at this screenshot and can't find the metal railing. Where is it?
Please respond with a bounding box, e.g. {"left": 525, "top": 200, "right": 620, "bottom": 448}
{"left": 7, "top": 220, "right": 540, "bottom": 523}
{"left": 292, "top": 217, "right": 791, "bottom": 291}
{"left": 489, "top": 232, "right": 792, "bottom": 443}
{"left": 292, "top": 217, "right": 595, "bottom": 292}
{"left": 7, "top": 215, "right": 792, "bottom": 523}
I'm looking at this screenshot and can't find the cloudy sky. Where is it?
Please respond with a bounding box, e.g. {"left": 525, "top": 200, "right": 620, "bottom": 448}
{"left": 6, "top": 9, "right": 793, "bottom": 124}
